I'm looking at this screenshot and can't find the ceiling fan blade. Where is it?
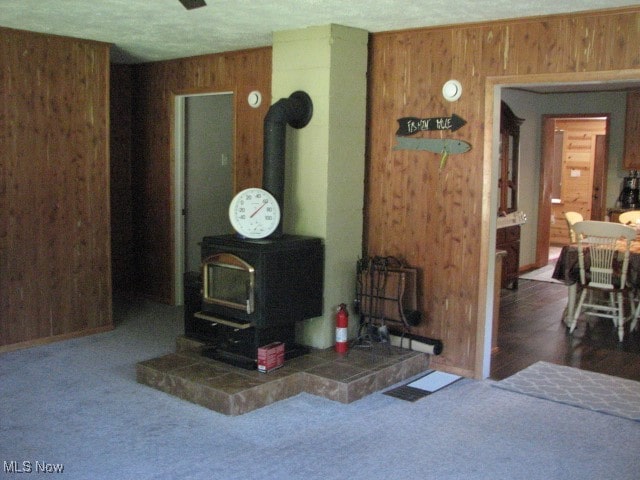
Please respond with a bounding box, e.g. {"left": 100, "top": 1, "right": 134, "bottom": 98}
{"left": 179, "top": 0, "right": 207, "bottom": 9}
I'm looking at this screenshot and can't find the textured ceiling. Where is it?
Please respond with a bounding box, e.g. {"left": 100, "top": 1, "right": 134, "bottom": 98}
{"left": 0, "top": 0, "right": 637, "bottom": 64}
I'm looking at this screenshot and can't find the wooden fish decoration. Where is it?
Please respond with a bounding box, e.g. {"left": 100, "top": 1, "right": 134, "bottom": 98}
{"left": 393, "top": 137, "right": 472, "bottom": 154}
{"left": 393, "top": 136, "right": 471, "bottom": 170}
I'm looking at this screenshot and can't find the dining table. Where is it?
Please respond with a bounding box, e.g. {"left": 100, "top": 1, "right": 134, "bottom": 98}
{"left": 551, "top": 238, "right": 640, "bottom": 325}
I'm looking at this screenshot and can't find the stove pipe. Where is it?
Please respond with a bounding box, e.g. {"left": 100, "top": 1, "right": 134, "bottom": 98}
{"left": 263, "top": 91, "right": 313, "bottom": 236}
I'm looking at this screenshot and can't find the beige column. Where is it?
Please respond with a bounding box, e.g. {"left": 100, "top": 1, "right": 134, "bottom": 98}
{"left": 272, "top": 24, "right": 368, "bottom": 347}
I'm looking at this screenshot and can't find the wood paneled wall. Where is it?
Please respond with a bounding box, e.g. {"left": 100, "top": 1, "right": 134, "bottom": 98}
{"left": 0, "top": 28, "right": 112, "bottom": 351}
{"left": 367, "top": 8, "right": 640, "bottom": 376}
{"left": 129, "top": 49, "right": 272, "bottom": 303}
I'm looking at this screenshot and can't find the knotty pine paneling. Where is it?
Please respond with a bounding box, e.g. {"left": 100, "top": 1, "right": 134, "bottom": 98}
{"left": 367, "top": 8, "right": 640, "bottom": 377}
{"left": 0, "top": 27, "right": 112, "bottom": 351}
{"left": 128, "top": 48, "right": 271, "bottom": 303}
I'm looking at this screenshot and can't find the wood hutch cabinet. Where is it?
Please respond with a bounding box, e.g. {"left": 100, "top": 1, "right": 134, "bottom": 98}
{"left": 496, "top": 225, "right": 521, "bottom": 289}
{"left": 497, "top": 101, "right": 524, "bottom": 289}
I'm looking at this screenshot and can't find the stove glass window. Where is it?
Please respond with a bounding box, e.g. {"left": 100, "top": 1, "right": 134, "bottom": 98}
{"left": 202, "top": 254, "right": 255, "bottom": 314}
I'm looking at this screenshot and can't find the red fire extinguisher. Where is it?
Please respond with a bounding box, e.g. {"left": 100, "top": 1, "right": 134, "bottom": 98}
{"left": 335, "top": 303, "right": 349, "bottom": 354}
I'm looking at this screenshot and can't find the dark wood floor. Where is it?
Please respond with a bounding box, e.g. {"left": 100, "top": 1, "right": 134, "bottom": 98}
{"left": 490, "top": 278, "right": 640, "bottom": 382}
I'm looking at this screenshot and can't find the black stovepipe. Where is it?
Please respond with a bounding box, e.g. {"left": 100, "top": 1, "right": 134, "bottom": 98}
{"left": 262, "top": 90, "right": 313, "bottom": 237}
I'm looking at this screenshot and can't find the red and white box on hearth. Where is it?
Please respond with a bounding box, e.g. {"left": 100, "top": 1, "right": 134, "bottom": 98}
{"left": 257, "top": 342, "right": 285, "bottom": 372}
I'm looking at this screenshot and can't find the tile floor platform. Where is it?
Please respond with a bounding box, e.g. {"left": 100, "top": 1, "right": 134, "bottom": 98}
{"left": 136, "top": 336, "right": 430, "bottom": 415}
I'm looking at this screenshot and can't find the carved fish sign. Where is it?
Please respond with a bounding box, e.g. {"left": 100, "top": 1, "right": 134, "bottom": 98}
{"left": 396, "top": 114, "right": 467, "bottom": 136}
{"left": 393, "top": 137, "right": 471, "bottom": 154}
{"left": 393, "top": 136, "right": 472, "bottom": 169}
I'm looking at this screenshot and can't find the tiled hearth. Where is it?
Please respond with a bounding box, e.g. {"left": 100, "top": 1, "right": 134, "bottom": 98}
{"left": 137, "top": 336, "right": 430, "bottom": 415}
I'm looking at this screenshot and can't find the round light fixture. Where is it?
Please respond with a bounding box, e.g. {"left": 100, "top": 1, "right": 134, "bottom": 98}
{"left": 247, "top": 90, "right": 262, "bottom": 108}
{"left": 442, "top": 80, "right": 462, "bottom": 102}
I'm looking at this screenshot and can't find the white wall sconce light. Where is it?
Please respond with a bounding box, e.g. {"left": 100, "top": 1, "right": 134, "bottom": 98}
{"left": 442, "top": 80, "right": 462, "bottom": 102}
{"left": 247, "top": 90, "right": 262, "bottom": 108}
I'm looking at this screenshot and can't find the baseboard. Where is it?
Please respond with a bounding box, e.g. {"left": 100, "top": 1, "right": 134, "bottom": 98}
{"left": 0, "top": 325, "right": 114, "bottom": 354}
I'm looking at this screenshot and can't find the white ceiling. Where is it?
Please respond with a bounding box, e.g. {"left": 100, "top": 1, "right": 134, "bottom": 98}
{"left": 0, "top": 0, "right": 637, "bottom": 64}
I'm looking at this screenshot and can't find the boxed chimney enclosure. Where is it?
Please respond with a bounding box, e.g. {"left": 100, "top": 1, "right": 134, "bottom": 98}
{"left": 184, "top": 91, "right": 323, "bottom": 369}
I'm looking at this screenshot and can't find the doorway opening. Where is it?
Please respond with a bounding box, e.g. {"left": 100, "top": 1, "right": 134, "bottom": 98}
{"left": 173, "top": 92, "right": 234, "bottom": 305}
{"left": 480, "top": 69, "right": 640, "bottom": 378}
{"left": 538, "top": 114, "right": 609, "bottom": 268}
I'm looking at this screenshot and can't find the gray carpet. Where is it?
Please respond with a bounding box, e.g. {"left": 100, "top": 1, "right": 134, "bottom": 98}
{"left": 495, "top": 361, "right": 640, "bottom": 421}
{"left": 1, "top": 297, "right": 640, "bottom": 479}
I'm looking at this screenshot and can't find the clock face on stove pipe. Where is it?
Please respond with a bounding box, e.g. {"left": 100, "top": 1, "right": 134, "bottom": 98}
{"left": 228, "top": 188, "right": 281, "bottom": 239}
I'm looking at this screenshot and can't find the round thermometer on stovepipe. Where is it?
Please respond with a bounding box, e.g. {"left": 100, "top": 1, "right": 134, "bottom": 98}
{"left": 228, "top": 188, "right": 281, "bottom": 239}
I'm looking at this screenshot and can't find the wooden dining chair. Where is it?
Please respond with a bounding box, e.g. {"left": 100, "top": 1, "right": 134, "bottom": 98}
{"left": 618, "top": 210, "right": 640, "bottom": 225}
{"left": 570, "top": 220, "right": 637, "bottom": 342}
{"left": 564, "top": 211, "right": 583, "bottom": 243}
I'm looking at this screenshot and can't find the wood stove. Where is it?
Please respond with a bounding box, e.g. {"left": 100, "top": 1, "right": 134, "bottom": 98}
{"left": 185, "top": 234, "right": 323, "bottom": 368}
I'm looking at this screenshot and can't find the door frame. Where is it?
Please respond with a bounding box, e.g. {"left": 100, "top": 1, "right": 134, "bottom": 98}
{"left": 173, "top": 90, "right": 234, "bottom": 305}
{"left": 536, "top": 113, "right": 610, "bottom": 269}
{"left": 478, "top": 69, "right": 640, "bottom": 378}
